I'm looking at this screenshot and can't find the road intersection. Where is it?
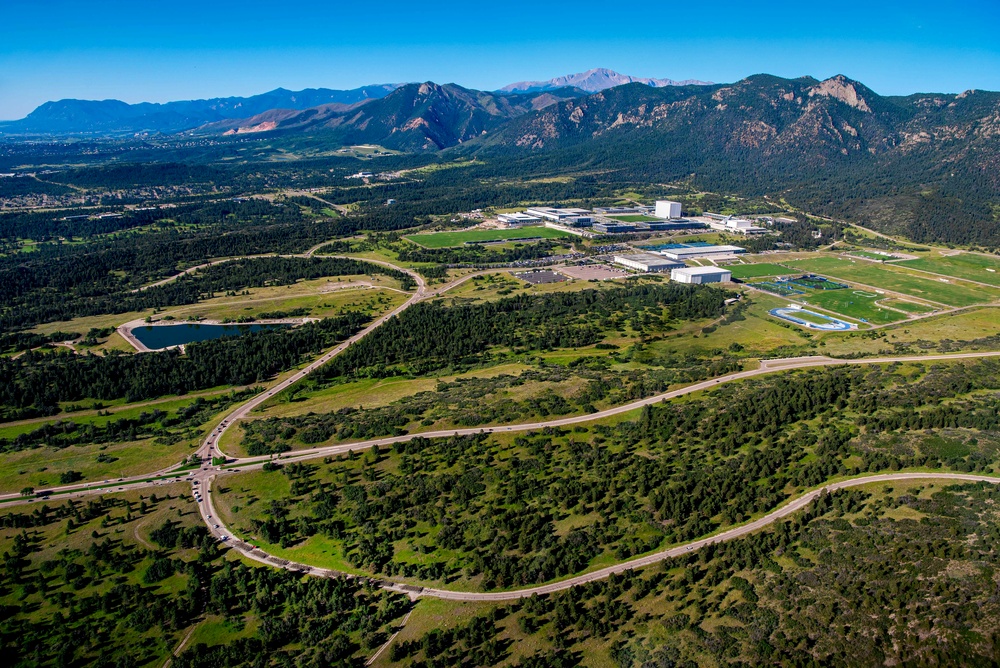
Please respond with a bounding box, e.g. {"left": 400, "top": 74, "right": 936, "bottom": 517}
{"left": 4, "top": 255, "right": 1000, "bottom": 600}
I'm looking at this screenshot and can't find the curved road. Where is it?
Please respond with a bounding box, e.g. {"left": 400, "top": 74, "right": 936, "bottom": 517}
{"left": 6, "top": 253, "right": 1000, "bottom": 601}
{"left": 195, "top": 471, "right": 1000, "bottom": 601}
{"left": 211, "top": 350, "right": 1000, "bottom": 469}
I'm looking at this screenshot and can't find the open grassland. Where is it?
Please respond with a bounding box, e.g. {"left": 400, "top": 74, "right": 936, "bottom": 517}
{"left": 782, "top": 256, "right": 1000, "bottom": 307}
{"left": 0, "top": 437, "right": 194, "bottom": 494}
{"left": 404, "top": 227, "right": 575, "bottom": 248}
{"left": 818, "top": 307, "right": 1000, "bottom": 357}
{"left": 898, "top": 252, "right": 1000, "bottom": 287}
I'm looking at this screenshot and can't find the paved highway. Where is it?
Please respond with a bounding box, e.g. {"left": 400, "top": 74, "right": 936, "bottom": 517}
{"left": 5, "top": 254, "right": 1000, "bottom": 601}
{"left": 194, "top": 471, "right": 1000, "bottom": 601}
{"left": 211, "top": 350, "right": 1000, "bottom": 470}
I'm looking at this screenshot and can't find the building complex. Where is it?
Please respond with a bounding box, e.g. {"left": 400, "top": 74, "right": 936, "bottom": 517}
{"left": 612, "top": 253, "right": 686, "bottom": 273}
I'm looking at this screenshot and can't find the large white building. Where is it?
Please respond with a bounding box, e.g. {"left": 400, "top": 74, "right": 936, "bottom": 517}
{"left": 707, "top": 217, "right": 768, "bottom": 235}
{"left": 612, "top": 253, "right": 686, "bottom": 273}
{"left": 525, "top": 207, "right": 593, "bottom": 227}
{"left": 497, "top": 212, "right": 542, "bottom": 227}
{"left": 654, "top": 200, "right": 683, "bottom": 219}
{"left": 525, "top": 207, "right": 591, "bottom": 221}
{"left": 670, "top": 266, "right": 733, "bottom": 284}
{"left": 657, "top": 244, "right": 746, "bottom": 261}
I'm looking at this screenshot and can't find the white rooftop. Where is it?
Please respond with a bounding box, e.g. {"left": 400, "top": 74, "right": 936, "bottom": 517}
{"left": 672, "top": 266, "right": 733, "bottom": 276}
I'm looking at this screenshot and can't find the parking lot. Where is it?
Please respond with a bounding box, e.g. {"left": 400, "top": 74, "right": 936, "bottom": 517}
{"left": 560, "top": 264, "right": 629, "bottom": 281}
{"left": 513, "top": 270, "right": 568, "bottom": 284}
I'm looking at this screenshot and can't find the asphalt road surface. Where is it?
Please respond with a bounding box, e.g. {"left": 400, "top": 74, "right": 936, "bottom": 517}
{"left": 5, "top": 254, "right": 1000, "bottom": 601}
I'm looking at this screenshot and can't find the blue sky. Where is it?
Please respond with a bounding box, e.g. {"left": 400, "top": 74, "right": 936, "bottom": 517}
{"left": 2, "top": 0, "right": 1000, "bottom": 119}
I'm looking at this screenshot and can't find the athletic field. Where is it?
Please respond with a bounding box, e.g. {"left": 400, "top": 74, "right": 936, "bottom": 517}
{"left": 783, "top": 257, "right": 1000, "bottom": 307}
{"left": 897, "top": 253, "right": 1000, "bottom": 288}
{"left": 726, "top": 263, "right": 790, "bottom": 279}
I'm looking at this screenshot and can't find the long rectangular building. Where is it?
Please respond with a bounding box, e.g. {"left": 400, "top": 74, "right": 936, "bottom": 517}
{"left": 497, "top": 212, "right": 542, "bottom": 227}
{"left": 612, "top": 253, "right": 686, "bottom": 273}
{"left": 658, "top": 244, "right": 746, "bottom": 261}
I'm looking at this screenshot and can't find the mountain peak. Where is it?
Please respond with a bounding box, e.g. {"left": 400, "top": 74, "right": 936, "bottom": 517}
{"left": 808, "top": 75, "right": 873, "bottom": 112}
{"left": 499, "top": 68, "right": 712, "bottom": 94}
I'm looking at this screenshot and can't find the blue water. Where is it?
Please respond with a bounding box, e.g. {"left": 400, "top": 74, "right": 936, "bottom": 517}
{"left": 131, "top": 323, "right": 290, "bottom": 350}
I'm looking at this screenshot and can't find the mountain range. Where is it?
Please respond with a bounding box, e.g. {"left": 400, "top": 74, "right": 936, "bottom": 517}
{"left": 2, "top": 70, "right": 999, "bottom": 245}
{"left": 0, "top": 69, "right": 704, "bottom": 136}
{"left": 499, "top": 67, "right": 711, "bottom": 93}
{"left": 0, "top": 84, "right": 404, "bottom": 136}
{"left": 201, "top": 83, "right": 588, "bottom": 151}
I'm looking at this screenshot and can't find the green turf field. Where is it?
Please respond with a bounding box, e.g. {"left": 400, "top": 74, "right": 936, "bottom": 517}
{"left": 879, "top": 298, "right": 935, "bottom": 314}
{"left": 898, "top": 253, "right": 1000, "bottom": 287}
{"left": 404, "top": 227, "right": 575, "bottom": 248}
{"left": 726, "top": 263, "right": 791, "bottom": 279}
{"left": 798, "top": 289, "right": 906, "bottom": 324}
{"left": 792, "top": 310, "right": 838, "bottom": 326}
{"left": 784, "top": 257, "right": 1000, "bottom": 307}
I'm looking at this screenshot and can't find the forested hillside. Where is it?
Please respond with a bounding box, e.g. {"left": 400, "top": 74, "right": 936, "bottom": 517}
{"left": 468, "top": 75, "right": 1000, "bottom": 246}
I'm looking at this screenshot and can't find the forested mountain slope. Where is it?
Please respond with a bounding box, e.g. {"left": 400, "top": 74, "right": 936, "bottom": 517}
{"left": 471, "top": 75, "right": 1000, "bottom": 246}
{"left": 207, "top": 83, "right": 588, "bottom": 150}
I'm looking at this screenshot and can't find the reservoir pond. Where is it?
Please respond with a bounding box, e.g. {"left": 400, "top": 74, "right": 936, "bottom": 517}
{"left": 131, "top": 323, "right": 290, "bottom": 350}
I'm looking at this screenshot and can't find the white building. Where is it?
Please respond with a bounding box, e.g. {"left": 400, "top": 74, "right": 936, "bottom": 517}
{"left": 497, "top": 212, "right": 542, "bottom": 227}
{"left": 525, "top": 207, "right": 592, "bottom": 222}
{"left": 708, "top": 217, "right": 768, "bottom": 235}
{"left": 658, "top": 244, "right": 746, "bottom": 261}
{"left": 612, "top": 253, "right": 686, "bottom": 273}
{"left": 671, "top": 266, "right": 733, "bottom": 284}
{"left": 654, "top": 201, "right": 683, "bottom": 219}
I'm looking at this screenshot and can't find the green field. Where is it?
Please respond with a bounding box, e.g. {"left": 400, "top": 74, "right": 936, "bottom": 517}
{"left": 404, "top": 227, "right": 575, "bottom": 248}
{"left": 898, "top": 252, "right": 1000, "bottom": 287}
{"left": 727, "top": 263, "right": 792, "bottom": 279}
{"left": 784, "top": 257, "right": 1000, "bottom": 307}
{"left": 880, "top": 298, "right": 936, "bottom": 314}
{"left": 799, "top": 289, "right": 906, "bottom": 325}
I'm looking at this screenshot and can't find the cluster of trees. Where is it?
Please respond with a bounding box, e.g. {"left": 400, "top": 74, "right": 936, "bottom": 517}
{"left": 0, "top": 491, "right": 409, "bottom": 667}
{"left": 0, "top": 313, "right": 368, "bottom": 421}
{"left": 395, "top": 240, "right": 567, "bottom": 266}
{"left": 383, "top": 483, "right": 1000, "bottom": 666}
{"left": 244, "top": 353, "right": 742, "bottom": 455}
{"left": 0, "top": 389, "right": 258, "bottom": 453}
{"left": 314, "top": 283, "right": 730, "bottom": 379}
{"left": 228, "top": 359, "right": 1000, "bottom": 591}
{"left": 0, "top": 250, "right": 410, "bottom": 331}
{"left": 0, "top": 330, "right": 79, "bottom": 354}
